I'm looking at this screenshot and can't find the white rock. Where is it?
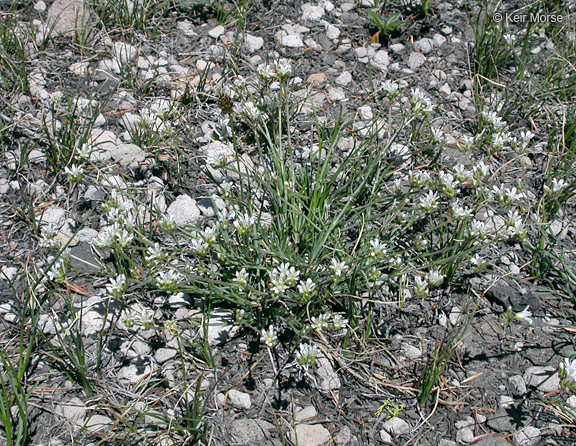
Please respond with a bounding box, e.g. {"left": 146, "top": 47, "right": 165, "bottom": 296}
{"left": 513, "top": 426, "right": 540, "bottom": 446}
{"left": 98, "top": 58, "right": 121, "bottom": 75}
{"left": 295, "top": 405, "right": 317, "bottom": 422}
{"left": 76, "top": 228, "right": 99, "bottom": 243}
{"left": 117, "top": 356, "right": 154, "bottom": 384}
{"left": 320, "top": 0, "right": 334, "bottom": 12}
{"left": 0, "top": 267, "right": 17, "bottom": 282}
{"left": 382, "top": 417, "right": 409, "bottom": 435}
{"left": 315, "top": 356, "right": 341, "bottom": 391}
{"left": 408, "top": 52, "right": 426, "bottom": 70}
{"left": 326, "top": 24, "right": 340, "bottom": 40}
{"left": 55, "top": 397, "right": 86, "bottom": 425}
{"left": 380, "top": 429, "right": 392, "bottom": 443}
{"left": 389, "top": 43, "right": 406, "bottom": 53}
{"left": 282, "top": 34, "right": 305, "bottom": 48}
{"left": 456, "top": 427, "right": 475, "bottom": 443}
{"left": 335, "top": 71, "right": 352, "bottom": 86}
{"left": 433, "top": 33, "right": 447, "bottom": 46}
{"left": 28, "top": 149, "right": 46, "bottom": 165}
{"left": 302, "top": 3, "right": 325, "bottom": 21}
{"left": 201, "top": 314, "right": 238, "bottom": 346}
{"left": 290, "top": 424, "right": 331, "bottom": 446}
{"left": 208, "top": 25, "right": 225, "bottom": 39}
{"left": 415, "top": 38, "right": 435, "bottom": 54}
{"left": 89, "top": 129, "right": 118, "bottom": 161}
{"left": 499, "top": 395, "right": 514, "bottom": 408}
{"left": 524, "top": 366, "right": 560, "bottom": 393}
{"left": 34, "top": 1, "right": 47, "bottom": 11}
{"left": 84, "top": 414, "right": 113, "bottom": 433}
{"left": 81, "top": 309, "right": 107, "bottom": 336}
{"left": 155, "top": 348, "right": 177, "bottom": 364}
{"left": 244, "top": 34, "right": 264, "bottom": 53}
{"left": 228, "top": 389, "right": 251, "bottom": 410}
{"left": 37, "top": 206, "right": 66, "bottom": 229}
{"left": 112, "top": 42, "right": 138, "bottom": 64}
{"left": 46, "top": 0, "right": 91, "bottom": 36}
{"left": 328, "top": 86, "right": 346, "bottom": 101}
{"left": 400, "top": 343, "right": 421, "bottom": 359}
{"left": 372, "top": 50, "right": 390, "bottom": 71}
{"left": 341, "top": 2, "right": 355, "bottom": 11}
{"left": 358, "top": 105, "right": 373, "bottom": 120}
{"left": 111, "top": 143, "right": 146, "bottom": 168}
{"left": 439, "top": 83, "right": 452, "bottom": 95}
{"left": 166, "top": 195, "right": 201, "bottom": 226}
{"left": 567, "top": 395, "right": 576, "bottom": 408}
{"left": 509, "top": 375, "right": 528, "bottom": 396}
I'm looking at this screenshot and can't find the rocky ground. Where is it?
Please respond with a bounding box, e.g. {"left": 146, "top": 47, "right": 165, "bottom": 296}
{"left": 0, "top": 0, "right": 576, "bottom": 445}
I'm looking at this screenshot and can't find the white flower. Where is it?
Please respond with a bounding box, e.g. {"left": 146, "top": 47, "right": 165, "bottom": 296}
{"left": 450, "top": 201, "right": 472, "bottom": 219}
{"left": 381, "top": 80, "right": 400, "bottom": 97}
{"left": 418, "top": 190, "right": 440, "bottom": 212}
{"left": 503, "top": 33, "right": 517, "bottom": 44}
{"left": 544, "top": 178, "right": 568, "bottom": 195}
{"left": 296, "top": 343, "right": 320, "bottom": 366}
{"left": 233, "top": 213, "right": 256, "bottom": 235}
{"left": 467, "top": 219, "right": 489, "bottom": 239}
{"left": 413, "top": 275, "right": 429, "bottom": 298}
{"left": 156, "top": 270, "right": 182, "bottom": 293}
{"left": 431, "top": 127, "right": 444, "bottom": 143}
{"left": 426, "top": 269, "right": 444, "bottom": 287}
{"left": 76, "top": 143, "right": 92, "bottom": 159}
{"left": 409, "top": 170, "right": 431, "bottom": 188}
{"left": 256, "top": 63, "right": 275, "bottom": 80}
{"left": 190, "top": 238, "right": 209, "bottom": 256}
{"left": 273, "top": 58, "right": 292, "bottom": 79}
{"left": 410, "top": 88, "right": 434, "bottom": 114}
{"left": 330, "top": 258, "right": 348, "bottom": 278}
{"left": 330, "top": 313, "right": 348, "bottom": 330}
{"left": 311, "top": 313, "right": 331, "bottom": 331}
{"left": 520, "top": 130, "right": 535, "bottom": 142}
{"left": 469, "top": 253, "right": 487, "bottom": 272}
{"left": 369, "top": 239, "right": 387, "bottom": 258}
{"left": 235, "top": 101, "right": 261, "bottom": 121}
{"left": 202, "top": 227, "right": 218, "bottom": 244}
{"left": 64, "top": 164, "right": 84, "bottom": 183}
{"left": 297, "top": 278, "right": 316, "bottom": 298}
{"left": 106, "top": 274, "right": 126, "bottom": 298}
{"left": 234, "top": 268, "right": 249, "bottom": 289}
{"left": 159, "top": 214, "right": 177, "bottom": 232}
{"left": 514, "top": 306, "right": 533, "bottom": 325}
{"left": 260, "top": 325, "right": 278, "bottom": 348}
{"left": 459, "top": 135, "right": 475, "bottom": 152}
{"left": 452, "top": 164, "right": 472, "bottom": 183}
{"left": 438, "top": 171, "right": 459, "bottom": 197}
{"left": 560, "top": 358, "right": 576, "bottom": 385}
{"left": 482, "top": 111, "right": 506, "bottom": 131}
{"left": 146, "top": 242, "right": 164, "bottom": 263}
{"left": 492, "top": 185, "right": 524, "bottom": 205}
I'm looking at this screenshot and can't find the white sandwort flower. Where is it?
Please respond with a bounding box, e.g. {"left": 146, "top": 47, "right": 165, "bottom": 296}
{"left": 369, "top": 239, "right": 388, "bottom": 258}
{"left": 427, "top": 269, "right": 444, "bottom": 288}
{"left": 330, "top": 258, "right": 348, "bottom": 278}
{"left": 64, "top": 164, "right": 84, "bottom": 183}
{"left": 514, "top": 306, "right": 533, "bottom": 325}
{"left": 106, "top": 274, "right": 127, "bottom": 298}
{"left": 233, "top": 213, "right": 256, "bottom": 235}
{"left": 413, "top": 276, "right": 429, "bottom": 298}
{"left": 559, "top": 358, "right": 576, "bottom": 386}
{"left": 296, "top": 343, "right": 320, "bottom": 366}
{"left": 297, "top": 278, "right": 316, "bottom": 298}
{"left": 234, "top": 268, "right": 249, "bottom": 289}
{"left": 418, "top": 191, "right": 440, "bottom": 213}
{"left": 260, "top": 325, "right": 278, "bottom": 348}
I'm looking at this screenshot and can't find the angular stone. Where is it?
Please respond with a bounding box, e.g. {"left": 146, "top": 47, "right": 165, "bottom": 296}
{"left": 166, "top": 195, "right": 201, "bottom": 226}
{"left": 84, "top": 414, "right": 113, "bottom": 433}
{"left": 291, "top": 424, "right": 331, "bottom": 446}
{"left": 524, "top": 366, "right": 560, "bottom": 393}
{"left": 228, "top": 389, "right": 251, "bottom": 410}
{"left": 229, "top": 418, "right": 274, "bottom": 443}
{"left": 513, "top": 426, "right": 540, "bottom": 446}
{"left": 282, "top": 34, "right": 305, "bottom": 48}
{"left": 244, "top": 34, "right": 264, "bottom": 53}
{"left": 408, "top": 52, "right": 426, "bottom": 70}
{"left": 382, "top": 417, "right": 409, "bottom": 435}
{"left": 302, "top": 3, "right": 325, "bottom": 21}
{"left": 47, "top": 0, "right": 92, "bottom": 36}
{"left": 111, "top": 143, "right": 146, "bottom": 168}
{"left": 295, "top": 405, "right": 317, "bottom": 422}
{"left": 208, "top": 25, "right": 225, "bottom": 39}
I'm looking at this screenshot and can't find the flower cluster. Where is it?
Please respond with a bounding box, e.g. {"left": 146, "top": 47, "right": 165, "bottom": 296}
{"left": 311, "top": 312, "right": 348, "bottom": 331}
{"left": 269, "top": 263, "right": 300, "bottom": 297}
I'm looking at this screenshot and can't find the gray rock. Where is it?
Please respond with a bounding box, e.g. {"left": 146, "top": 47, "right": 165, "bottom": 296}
{"left": 509, "top": 375, "right": 528, "bottom": 396}
{"left": 315, "top": 356, "right": 341, "bottom": 391}
{"left": 335, "top": 71, "right": 352, "bottom": 86}
{"left": 456, "top": 427, "right": 475, "bottom": 443}
{"left": 228, "top": 389, "right": 251, "bottom": 410}
{"left": 89, "top": 129, "right": 118, "bottom": 161}
{"left": 473, "top": 437, "right": 510, "bottom": 446}
{"left": 400, "top": 342, "right": 421, "bottom": 359}
{"left": 208, "top": 25, "right": 225, "bottom": 38}
{"left": 282, "top": 34, "right": 305, "bottom": 48}
{"left": 524, "top": 366, "right": 560, "bottom": 393}
{"left": 302, "top": 3, "right": 325, "bottom": 21}
{"left": 84, "top": 414, "right": 113, "bottom": 433}
{"left": 295, "top": 405, "right": 317, "bottom": 422}
{"left": 372, "top": 50, "right": 389, "bottom": 70}
{"left": 326, "top": 24, "right": 340, "bottom": 40}
{"left": 111, "top": 143, "right": 146, "bottom": 168}
{"left": 380, "top": 429, "right": 392, "bottom": 443}
{"left": 117, "top": 356, "right": 155, "bottom": 384}
{"left": 244, "top": 34, "right": 264, "bottom": 53}
{"left": 28, "top": 149, "right": 47, "bottom": 165}
{"left": 389, "top": 43, "right": 406, "bottom": 53}
{"left": 408, "top": 52, "right": 426, "bottom": 70}
{"left": 381, "top": 417, "right": 409, "bottom": 435}
{"left": 499, "top": 395, "right": 514, "bottom": 408}
{"left": 37, "top": 206, "right": 66, "bottom": 229}
{"left": 155, "top": 348, "right": 177, "bottom": 364}
{"left": 166, "top": 195, "right": 201, "bottom": 226}
{"left": 487, "top": 408, "right": 531, "bottom": 433}
{"left": 69, "top": 246, "right": 100, "bottom": 273}
{"left": 415, "top": 38, "right": 435, "bottom": 54}
{"left": 433, "top": 33, "right": 447, "bottom": 46}
{"left": 229, "top": 418, "right": 275, "bottom": 443}
{"left": 512, "top": 427, "right": 540, "bottom": 446}
{"left": 328, "top": 86, "right": 346, "bottom": 101}
{"left": 47, "top": 0, "right": 92, "bottom": 36}
{"left": 112, "top": 42, "right": 138, "bottom": 64}
{"left": 201, "top": 314, "right": 238, "bottom": 346}
{"left": 357, "top": 105, "right": 373, "bottom": 120}
{"left": 291, "top": 424, "right": 331, "bottom": 446}
{"left": 335, "top": 425, "right": 352, "bottom": 444}
{"left": 55, "top": 397, "right": 86, "bottom": 425}
{"left": 0, "top": 267, "right": 18, "bottom": 281}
